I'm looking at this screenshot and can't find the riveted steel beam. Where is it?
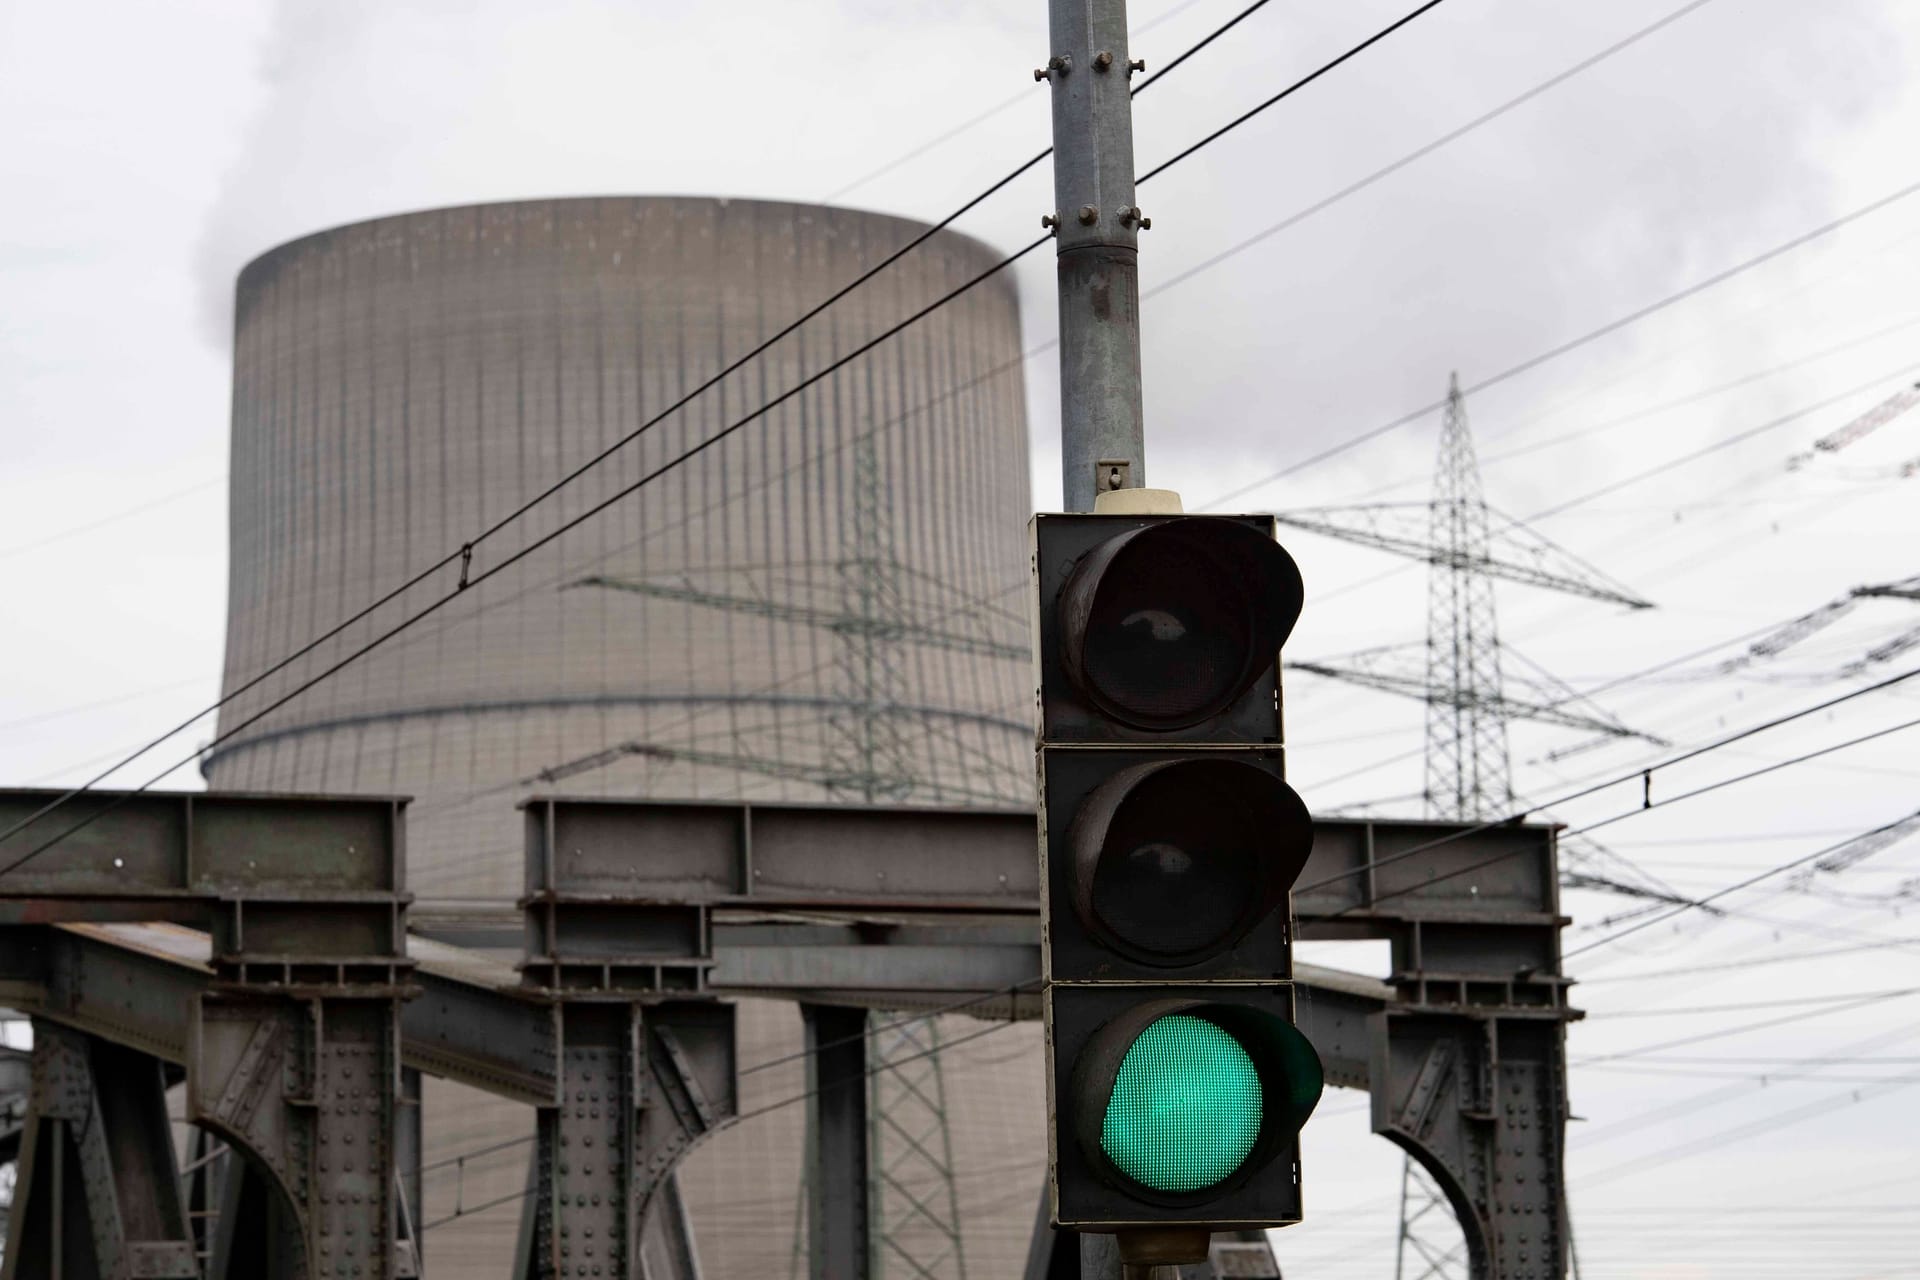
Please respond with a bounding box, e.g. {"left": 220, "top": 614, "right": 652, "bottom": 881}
{"left": 0, "top": 788, "right": 416, "bottom": 1280}
{"left": 0, "top": 1021, "right": 197, "bottom": 1279}
{"left": 515, "top": 1001, "right": 737, "bottom": 1280}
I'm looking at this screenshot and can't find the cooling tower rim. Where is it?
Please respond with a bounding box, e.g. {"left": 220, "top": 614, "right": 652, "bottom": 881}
{"left": 235, "top": 193, "right": 1020, "bottom": 292}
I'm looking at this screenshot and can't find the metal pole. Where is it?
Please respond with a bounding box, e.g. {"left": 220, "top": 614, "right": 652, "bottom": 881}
{"left": 1043, "top": 0, "right": 1147, "bottom": 513}
{"left": 1047, "top": 8, "right": 1150, "bottom": 1277}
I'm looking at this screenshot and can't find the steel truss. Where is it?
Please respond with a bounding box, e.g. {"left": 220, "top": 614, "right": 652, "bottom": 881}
{"left": 0, "top": 791, "right": 1577, "bottom": 1279}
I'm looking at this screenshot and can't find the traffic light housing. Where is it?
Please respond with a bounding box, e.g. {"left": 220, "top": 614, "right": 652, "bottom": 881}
{"left": 1034, "top": 513, "right": 1323, "bottom": 1235}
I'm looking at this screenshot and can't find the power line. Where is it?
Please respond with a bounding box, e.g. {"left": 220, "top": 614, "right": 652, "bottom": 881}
{"left": 1150, "top": 0, "right": 1722, "bottom": 304}
{"left": 0, "top": 234, "right": 1047, "bottom": 873}
{"left": 1135, "top": 0, "right": 1449, "bottom": 183}
{"left": 0, "top": 475, "right": 226, "bottom": 560}
{"left": 1294, "top": 660, "right": 1920, "bottom": 900}
{"left": 1563, "top": 803, "right": 1920, "bottom": 961}
{"left": 0, "top": 0, "right": 1460, "bottom": 871}
{"left": 2, "top": 0, "right": 1291, "bottom": 848}
{"left": 1580, "top": 1072, "right": 1920, "bottom": 1188}
{"left": 1293, "top": 603, "right": 1860, "bottom": 799}
{"left": 1576, "top": 989, "right": 1920, "bottom": 1066}
{"left": 1583, "top": 988, "right": 1920, "bottom": 1020}
{"left": 1563, "top": 713, "right": 1920, "bottom": 837}
{"left": 1576, "top": 935, "right": 1920, "bottom": 984}
{"left": 408, "top": 978, "right": 1040, "bottom": 1191}
{"left": 1527, "top": 362, "right": 1920, "bottom": 522}
{"left": 1345, "top": 310, "right": 1920, "bottom": 504}
{"left": 738, "top": 980, "right": 1038, "bottom": 1078}
{"left": 1200, "top": 173, "right": 1920, "bottom": 511}
{"left": 1579, "top": 1063, "right": 1920, "bottom": 1083}
{"left": 1344, "top": 729, "right": 1920, "bottom": 928}
{"left": 0, "top": 677, "right": 208, "bottom": 734}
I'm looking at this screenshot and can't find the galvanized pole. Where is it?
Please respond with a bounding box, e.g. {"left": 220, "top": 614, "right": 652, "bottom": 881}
{"left": 1042, "top": 0, "right": 1148, "bottom": 513}
{"left": 1044, "top": 9, "right": 1153, "bottom": 1279}
{"left": 1046, "top": 0, "right": 1137, "bottom": 1273}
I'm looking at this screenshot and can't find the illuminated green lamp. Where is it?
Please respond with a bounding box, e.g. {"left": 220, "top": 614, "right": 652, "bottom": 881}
{"left": 1100, "top": 1014, "right": 1263, "bottom": 1192}
{"left": 1073, "top": 1001, "right": 1323, "bottom": 1205}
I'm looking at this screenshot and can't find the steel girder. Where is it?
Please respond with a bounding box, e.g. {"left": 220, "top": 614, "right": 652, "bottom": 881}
{"left": 0, "top": 790, "right": 1576, "bottom": 1280}
{"left": 1, "top": 1021, "right": 196, "bottom": 1279}
{"left": 510, "top": 1000, "right": 736, "bottom": 1280}
{"left": 1296, "top": 818, "right": 1580, "bottom": 1278}
{"left": 0, "top": 790, "right": 416, "bottom": 1280}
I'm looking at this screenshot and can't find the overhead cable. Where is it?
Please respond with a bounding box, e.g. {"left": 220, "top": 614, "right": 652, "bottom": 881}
{"left": 1201, "top": 174, "right": 1920, "bottom": 511}
{"left": 1294, "top": 660, "right": 1920, "bottom": 900}
{"left": 1562, "top": 802, "right": 1920, "bottom": 961}
{"left": 0, "top": 0, "right": 1310, "bottom": 849}
{"left": 1, "top": 2, "right": 1458, "bottom": 872}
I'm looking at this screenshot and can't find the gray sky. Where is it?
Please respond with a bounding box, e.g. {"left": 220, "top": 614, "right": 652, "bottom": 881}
{"left": 5, "top": 0, "right": 1920, "bottom": 1273}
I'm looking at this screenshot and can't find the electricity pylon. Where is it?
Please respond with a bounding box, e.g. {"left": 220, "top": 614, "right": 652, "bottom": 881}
{"left": 1282, "top": 374, "right": 1656, "bottom": 1277}
{"left": 564, "top": 439, "right": 1027, "bottom": 807}
{"left": 868, "top": 1014, "right": 969, "bottom": 1280}
{"left": 827, "top": 436, "right": 915, "bottom": 801}
{"left": 572, "top": 435, "right": 978, "bottom": 1278}
{"left": 1276, "top": 374, "right": 1676, "bottom": 900}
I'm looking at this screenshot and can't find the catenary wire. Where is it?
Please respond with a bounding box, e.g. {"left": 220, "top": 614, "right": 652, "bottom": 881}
{"left": 1291, "top": 660, "right": 1920, "bottom": 901}
{"left": 1294, "top": 607, "right": 1807, "bottom": 796}
{"left": 0, "top": 0, "right": 1302, "bottom": 848}
{"left": 1561, "top": 715, "right": 1920, "bottom": 839}
{"left": 1327, "top": 731, "right": 1920, "bottom": 932}
{"left": 1576, "top": 935, "right": 1920, "bottom": 984}
{"left": 1562, "top": 803, "right": 1920, "bottom": 962}
{"left": 0, "top": 0, "right": 1458, "bottom": 871}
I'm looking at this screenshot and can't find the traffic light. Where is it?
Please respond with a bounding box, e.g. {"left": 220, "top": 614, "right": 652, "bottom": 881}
{"left": 1034, "top": 511, "right": 1324, "bottom": 1245}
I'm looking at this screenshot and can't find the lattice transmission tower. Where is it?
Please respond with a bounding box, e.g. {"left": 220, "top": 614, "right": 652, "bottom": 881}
{"left": 827, "top": 436, "right": 916, "bottom": 801}
{"left": 560, "top": 433, "right": 1027, "bottom": 808}
{"left": 1279, "top": 373, "right": 1665, "bottom": 1277}
{"left": 867, "top": 1015, "right": 969, "bottom": 1280}
{"left": 1424, "top": 373, "right": 1512, "bottom": 819}
{"left": 572, "top": 435, "right": 980, "bottom": 1280}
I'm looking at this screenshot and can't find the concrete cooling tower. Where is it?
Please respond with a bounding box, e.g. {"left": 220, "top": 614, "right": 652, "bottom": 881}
{"left": 206, "top": 197, "right": 1047, "bottom": 1276}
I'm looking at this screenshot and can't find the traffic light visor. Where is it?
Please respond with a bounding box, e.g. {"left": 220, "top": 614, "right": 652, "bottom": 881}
{"left": 1069, "top": 758, "right": 1314, "bottom": 967}
{"left": 1072, "top": 1000, "right": 1325, "bottom": 1204}
{"left": 1059, "top": 518, "right": 1303, "bottom": 731}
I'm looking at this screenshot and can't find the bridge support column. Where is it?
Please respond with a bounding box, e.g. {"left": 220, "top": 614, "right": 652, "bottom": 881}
{"left": 2, "top": 1020, "right": 196, "bottom": 1279}
{"left": 1373, "top": 1009, "right": 1570, "bottom": 1279}
{"left": 517, "top": 1001, "right": 735, "bottom": 1280}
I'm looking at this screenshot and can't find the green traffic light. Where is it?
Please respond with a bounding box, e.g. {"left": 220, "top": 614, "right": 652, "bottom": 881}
{"left": 1099, "top": 1014, "right": 1262, "bottom": 1192}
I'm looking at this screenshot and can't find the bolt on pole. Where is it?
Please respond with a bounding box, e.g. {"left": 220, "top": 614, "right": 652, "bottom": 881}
{"left": 1042, "top": 5, "right": 1160, "bottom": 1279}
{"left": 1042, "top": 0, "right": 1148, "bottom": 514}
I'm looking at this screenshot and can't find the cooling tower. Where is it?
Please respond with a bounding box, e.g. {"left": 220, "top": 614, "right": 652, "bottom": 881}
{"left": 207, "top": 197, "right": 1046, "bottom": 1276}
{"left": 209, "top": 196, "right": 1033, "bottom": 893}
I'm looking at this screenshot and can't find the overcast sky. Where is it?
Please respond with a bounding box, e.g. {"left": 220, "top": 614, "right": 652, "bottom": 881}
{"left": 5, "top": 0, "right": 1920, "bottom": 1274}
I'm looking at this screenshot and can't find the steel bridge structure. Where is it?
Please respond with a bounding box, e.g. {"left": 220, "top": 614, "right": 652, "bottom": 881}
{"left": 0, "top": 789, "right": 1578, "bottom": 1279}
